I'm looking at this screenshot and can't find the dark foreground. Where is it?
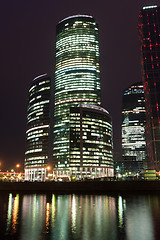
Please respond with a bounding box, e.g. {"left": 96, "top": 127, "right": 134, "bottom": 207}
{"left": 1, "top": 180, "right": 160, "bottom": 193}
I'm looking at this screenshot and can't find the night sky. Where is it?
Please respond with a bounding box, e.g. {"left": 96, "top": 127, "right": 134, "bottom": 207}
{"left": 0, "top": 0, "right": 159, "bottom": 170}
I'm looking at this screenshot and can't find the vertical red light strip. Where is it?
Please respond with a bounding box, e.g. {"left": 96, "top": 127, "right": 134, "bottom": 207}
{"left": 138, "top": 6, "right": 160, "bottom": 170}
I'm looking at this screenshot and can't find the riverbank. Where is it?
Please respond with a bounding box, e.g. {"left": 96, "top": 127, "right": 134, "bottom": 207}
{"left": 0, "top": 180, "right": 160, "bottom": 193}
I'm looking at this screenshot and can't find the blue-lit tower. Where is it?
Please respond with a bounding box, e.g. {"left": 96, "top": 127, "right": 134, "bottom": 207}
{"left": 122, "top": 82, "right": 147, "bottom": 172}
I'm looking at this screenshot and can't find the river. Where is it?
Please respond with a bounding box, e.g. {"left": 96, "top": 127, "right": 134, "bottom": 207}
{"left": 1, "top": 192, "right": 160, "bottom": 240}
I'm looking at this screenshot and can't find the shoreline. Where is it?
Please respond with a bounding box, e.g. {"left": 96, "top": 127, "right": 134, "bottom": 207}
{"left": 1, "top": 180, "right": 160, "bottom": 194}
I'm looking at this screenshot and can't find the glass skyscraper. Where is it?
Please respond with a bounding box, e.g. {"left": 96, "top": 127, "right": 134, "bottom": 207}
{"left": 53, "top": 15, "right": 113, "bottom": 178}
{"left": 138, "top": 5, "right": 160, "bottom": 170}
{"left": 122, "top": 82, "right": 146, "bottom": 172}
{"left": 25, "top": 74, "right": 50, "bottom": 181}
{"left": 69, "top": 104, "right": 113, "bottom": 178}
{"left": 54, "top": 16, "right": 101, "bottom": 168}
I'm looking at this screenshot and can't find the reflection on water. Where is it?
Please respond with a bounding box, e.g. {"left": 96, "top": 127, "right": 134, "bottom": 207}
{"left": 118, "top": 196, "right": 123, "bottom": 228}
{"left": 12, "top": 194, "right": 19, "bottom": 233}
{"left": 1, "top": 193, "right": 160, "bottom": 239}
{"left": 6, "top": 193, "right": 13, "bottom": 232}
{"left": 6, "top": 193, "right": 19, "bottom": 234}
{"left": 20, "top": 194, "right": 46, "bottom": 240}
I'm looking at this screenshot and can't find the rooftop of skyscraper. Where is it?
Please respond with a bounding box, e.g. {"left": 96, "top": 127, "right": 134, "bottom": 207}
{"left": 59, "top": 14, "right": 93, "bottom": 23}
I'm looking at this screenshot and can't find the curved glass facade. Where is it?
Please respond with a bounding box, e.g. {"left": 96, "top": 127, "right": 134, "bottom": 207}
{"left": 53, "top": 15, "right": 101, "bottom": 169}
{"left": 122, "top": 82, "right": 146, "bottom": 171}
{"left": 53, "top": 104, "right": 114, "bottom": 178}
{"left": 69, "top": 104, "right": 113, "bottom": 178}
{"left": 25, "top": 74, "right": 50, "bottom": 181}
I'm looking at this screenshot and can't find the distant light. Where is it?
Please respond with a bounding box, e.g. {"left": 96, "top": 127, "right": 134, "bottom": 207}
{"left": 78, "top": 103, "right": 109, "bottom": 114}
{"left": 143, "top": 5, "right": 157, "bottom": 10}
{"left": 59, "top": 15, "right": 93, "bottom": 23}
{"left": 26, "top": 125, "right": 49, "bottom": 134}
{"left": 33, "top": 73, "right": 47, "bottom": 81}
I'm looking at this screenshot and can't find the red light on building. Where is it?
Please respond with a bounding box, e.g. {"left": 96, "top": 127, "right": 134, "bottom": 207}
{"left": 138, "top": 5, "right": 160, "bottom": 170}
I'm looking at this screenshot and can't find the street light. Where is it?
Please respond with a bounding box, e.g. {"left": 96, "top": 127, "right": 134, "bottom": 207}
{"left": 47, "top": 166, "right": 53, "bottom": 180}
{"left": 16, "top": 164, "right": 20, "bottom": 181}
{"left": 16, "top": 164, "right": 20, "bottom": 173}
{"left": 47, "top": 166, "right": 51, "bottom": 171}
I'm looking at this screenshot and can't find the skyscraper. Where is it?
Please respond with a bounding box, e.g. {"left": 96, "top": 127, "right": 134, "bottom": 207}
{"left": 68, "top": 104, "right": 113, "bottom": 178}
{"left": 53, "top": 15, "right": 113, "bottom": 178}
{"left": 138, "top": 5, "right": 160, "bottom": 170}
{"left": 25, "top": 74, "right": 50, "bottom": 181}
{"left": 122, "top": 82, "right": 146, "bottom": 172}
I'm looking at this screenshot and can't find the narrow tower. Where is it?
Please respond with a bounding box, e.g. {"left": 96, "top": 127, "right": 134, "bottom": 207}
{"left": 138, "top": 5, "right": 160, "bottom": 170}
{"left": 25, "top": 74, "right": 50, "bottom": 181}
{"left": 122, "top": 82, "right": 146, "bottom": 172}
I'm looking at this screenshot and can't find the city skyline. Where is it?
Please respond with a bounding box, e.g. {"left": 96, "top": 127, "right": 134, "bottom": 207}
{"left": 0, "top": 0, "right": 159, "bottom": 170}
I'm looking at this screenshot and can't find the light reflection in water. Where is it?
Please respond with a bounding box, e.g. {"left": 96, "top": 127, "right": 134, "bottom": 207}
{"left": 71, "top": 194, "right": 76, "bottom": 233}
{"left": 54, "top": 195, "right": 70, "bottom": 239}
{"left": 6, "top": 193, "right": 20, "bottom": 235}
{"left": 12, "top": 194, "right": 19, "bottom": 233}
{"left": 126, "top": 197, "right": 154, "bottom": 240}
{"left": 2, "top": 193, "right": 160, "bottom": 240}
{"left": 118, "top": 196, "right": 123, "bottom": 228}
{"left": 51, "top": 194, "right": 56, "bottom": 226}
{"left": 46, "top": 202, "right": 50, "bottom": 231}
{"left": 6, "top": 193, "right": 12, "bottom": 232}
{"left": 20, "top": 194, "right": 46, "bottom": 240}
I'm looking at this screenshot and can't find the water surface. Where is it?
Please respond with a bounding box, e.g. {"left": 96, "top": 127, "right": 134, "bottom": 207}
{"left": 1, "top": 192, "right": 160, "bottom": 240}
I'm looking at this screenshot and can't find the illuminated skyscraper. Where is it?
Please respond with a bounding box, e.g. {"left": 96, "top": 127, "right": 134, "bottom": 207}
{"left": 53, "top": 15, "right": 113, "bottom": 178}
{"left": 122, "top": 82, "right": 146, "bottom": 171}
{"left": 70, "top": 104, "right": 113, "bottom": 178}
{"left": 25, "top": 74, "right": 50, "bottom": 181}
{"left": 138, "top": 5, "right": 160, "bottom": 170}
{"left": 54, "top": 104, "right": 114, "bottom": 178}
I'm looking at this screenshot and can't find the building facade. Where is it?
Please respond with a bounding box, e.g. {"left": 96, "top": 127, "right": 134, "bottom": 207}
{"left": 122, "top": 82, "right": 146, "bottom": 172}
{"left": 138, "top": 5, "right": 160, "bottom": 170}
{"left": 53, "top": 15, "right": 101, "bottom": 170}
{"left": 53, "top": 15, "right": 114, "bottom": 178}
{"left": 54, "top": 104, "right": 114, "bottom": 179}
{"left": 25, "top": 74, "right": 50, "bottom": 181}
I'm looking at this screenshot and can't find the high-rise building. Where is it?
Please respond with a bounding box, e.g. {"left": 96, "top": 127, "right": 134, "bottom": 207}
{"left": 122, "top": 82, "right": 146, "bottom": 172}
{"left": 54, "top": 104, "right": 114, "bottom": 179}
{"left": 53, "top": 15, "right": 114, "bottom": 178}
{"left": 138, "top": 5, "right": 160, "bottom": 170}
{"left": 25, "top": 74, "right": 50, "bottom": 181}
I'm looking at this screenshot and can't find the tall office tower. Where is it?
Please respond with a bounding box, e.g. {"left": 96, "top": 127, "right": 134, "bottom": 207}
{"left": 53, "top": 15, "right": 113, "bottom": 178}
{"left": 25, "top": 74, "right": 50, "bottom": 181}
{"left": 70, "top": 104, "right": 113, "bottom": 178}
{"left": 54, "top": 104, "right": 114, "bottom": 178}
{"left": 138, "top": 5, "right": 160, "bottom": 170}
{"left": 122, "top": 82, "right": 146, "bottom": 172}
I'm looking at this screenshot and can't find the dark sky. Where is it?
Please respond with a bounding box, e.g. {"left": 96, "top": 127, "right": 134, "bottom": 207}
{"left": 0, "top": 0, "right": 159, "bottom": 170}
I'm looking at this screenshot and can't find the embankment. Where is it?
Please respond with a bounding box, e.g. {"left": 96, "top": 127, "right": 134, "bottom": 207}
{"left": 0, "top": 180, "right": 160, "bottom": 194}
